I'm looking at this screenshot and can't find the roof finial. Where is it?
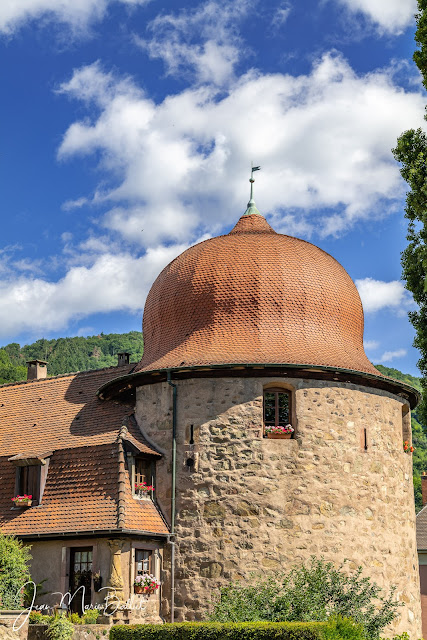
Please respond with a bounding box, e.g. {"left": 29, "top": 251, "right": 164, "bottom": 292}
{"left": 243, "top": 164, "right": 262, "bottom": 216}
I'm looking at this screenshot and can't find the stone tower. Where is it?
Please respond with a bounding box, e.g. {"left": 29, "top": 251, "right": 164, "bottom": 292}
{"left": 100, "top": 204, "right": 421, "bottom": 634}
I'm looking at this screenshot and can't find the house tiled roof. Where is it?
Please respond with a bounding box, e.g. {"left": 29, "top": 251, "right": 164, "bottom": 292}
{"left": 135, "top": 213, "right": 382, "bottom": 377}
{"left": 417, "top": 505, "right": 427, "bottom": 550}
{"left": 0, "top": 366, "right": 168, "bottom": 537}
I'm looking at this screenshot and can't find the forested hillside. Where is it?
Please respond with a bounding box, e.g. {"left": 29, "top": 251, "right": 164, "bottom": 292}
{"left": 0, "top": 331, "right": 143, "bottom": 384}
{"left": 0, "top": 338, "right": 426, "bottom": 510}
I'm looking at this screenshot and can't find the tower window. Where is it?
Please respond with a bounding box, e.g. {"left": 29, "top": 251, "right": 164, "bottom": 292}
{"left": 264, "top": 389, "right": 292, "bottom": 430}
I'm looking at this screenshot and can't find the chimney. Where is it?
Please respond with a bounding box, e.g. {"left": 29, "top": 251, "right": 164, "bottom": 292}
{"left": 27, "top": 360, "right": 48, "bottom": 381}
{"left": 117, "top": 352, "right": 130, "bottom": 367}
{"left": 422, "top": 472, "right": 427, "bottom": 507}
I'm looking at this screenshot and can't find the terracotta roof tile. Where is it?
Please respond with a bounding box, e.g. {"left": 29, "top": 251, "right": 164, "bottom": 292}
{"left": 0, "top": 366, "right": 157, "bottom": 456}
{"left": 135, "top": 214, "right": 381, "bottom": 377}
{"left": 0, "top": 367, "right": 168, "bottom": 536}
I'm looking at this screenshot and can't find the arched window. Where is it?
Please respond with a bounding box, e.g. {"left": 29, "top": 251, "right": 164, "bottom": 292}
{"left": 264, "top": 388, "right": 292, "bottom": 432}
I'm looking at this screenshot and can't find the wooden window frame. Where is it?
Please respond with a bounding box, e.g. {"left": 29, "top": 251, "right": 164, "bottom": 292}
{"left": 134, "top": 549, "right": 152, "bottom": 575}
{"left": 133, "top": 456, "right": 155, "bottom": 498}
{"left": 13, "top": 463, "right": 48, "bottom": 506}
{"left": 263, "top": 387, "right": 293, "bottom": 436}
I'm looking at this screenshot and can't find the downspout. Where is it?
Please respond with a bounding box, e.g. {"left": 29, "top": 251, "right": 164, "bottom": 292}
{"left": 167, "top": 371, "right": 177, "bottom": 623}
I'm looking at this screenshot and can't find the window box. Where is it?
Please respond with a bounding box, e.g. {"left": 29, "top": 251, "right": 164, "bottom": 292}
{"left": 267, "top": 433, "right": 292, "bottom": 440}
{"left": 11, "top": 495, "right": 32, "bottom": 507}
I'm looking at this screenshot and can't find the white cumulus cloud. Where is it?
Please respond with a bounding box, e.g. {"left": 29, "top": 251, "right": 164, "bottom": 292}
{"left": 57, "top": 54, "right": 425, "bottom": 246}
{"left": 379, "top": 348, "right": 407, "bottom": 363}
{"left": 135, "top": 0, "right": 253, "bottom": 86}
{"left": 0, "top": 245, "right": 188, "bottom": 339}
{"left": 356, "top": 278, "right": 412, "bottom": 313}
{"left": 333, "top": 0, "right": 417, "bottom": 34}
{"left": 0, "top": 0, "right": 148, "bottom": 36}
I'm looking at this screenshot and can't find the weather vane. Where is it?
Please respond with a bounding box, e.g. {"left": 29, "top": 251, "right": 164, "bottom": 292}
{"left": 249, "top": 164, "right": 261, "bottom": 201}
{"left": 243, "top": 164, "right": 261, "bottom": 216}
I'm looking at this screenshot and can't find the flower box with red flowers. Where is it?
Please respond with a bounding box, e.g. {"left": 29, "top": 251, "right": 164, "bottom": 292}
{"left": 265, "top": 425, "right": 294, "bottom": 439}
{"left": 403, "top": 440, "right": 415, "bottom": 454}
{"left": 134, "top": 573, "right": 160, "bottom": 595}
{"left": 135, "top": 482, "right": 154, "bottom": 499}
{"left": 12, "top": 495, "right": 32, "bottom": 507}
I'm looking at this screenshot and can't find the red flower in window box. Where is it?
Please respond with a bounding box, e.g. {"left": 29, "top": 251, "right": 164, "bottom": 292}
{"left": 134, "top": 574, "right": 160, "bottom": 595}
{"left": 135, "top": 482, "right": 154, "bottom": 498}
{"left": 265, "top": 425, "right": 294, "bottom": 439}
{"left": 12, "top": 494, "right": 32, "bottom": 507}
{"left": 403, "top": 440, "right": 415, "bottom": 454}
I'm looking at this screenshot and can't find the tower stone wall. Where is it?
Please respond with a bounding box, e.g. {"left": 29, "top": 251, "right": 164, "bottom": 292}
{"left": 135, "top": 375, "right": 421, "bottom": 636}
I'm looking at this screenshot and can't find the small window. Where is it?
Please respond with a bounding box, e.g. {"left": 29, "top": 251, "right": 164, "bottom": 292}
{"left": 135, "top": 549, "right": 152, "bottom": 575}
{"left": 402, "top": 405, "right": 411, "bottom": 443}
{"left": 134, "top": 457, "right": 155, "bottom": 498}
{"left": 14, "top": 465, "right": 41, "bottom": 506}
{"left": 135, "top": 458, "right": 152, "bottom": 487}
{"left": 264, "top": 389, "right": 291, "bottom": 428}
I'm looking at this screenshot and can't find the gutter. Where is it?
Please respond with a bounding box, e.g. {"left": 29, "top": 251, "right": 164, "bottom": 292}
{"left": 97, "top": 361, "right": 421, "bottom": 408}
{"left": 16, "top": 528, "right": 170, "bottom": 540}
{"left": 167, "top": 370, "right": 177, "bottom": 624}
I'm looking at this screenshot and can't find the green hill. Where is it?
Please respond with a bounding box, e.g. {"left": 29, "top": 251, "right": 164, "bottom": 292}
{"left": 1, "top": 337, "right": 426, "bottom": 511}
{"left": 0, "top": 331, "right": 143, "bottom": 384}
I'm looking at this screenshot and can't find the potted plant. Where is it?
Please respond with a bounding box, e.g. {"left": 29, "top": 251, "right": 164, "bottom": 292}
{"left": 134, "top": 574, "right": 161, "bottom": 595}
{"left": 135, "top": 482, "right": 154, "bottom": 499}
{"left": 403, "top": 440, "right": 415, "bottom": 453}
{"left": 11, "top": 494, "right": 32, "bottom": 507}
{"left": 265, "top": 425, "right": 294, "bottom": 439}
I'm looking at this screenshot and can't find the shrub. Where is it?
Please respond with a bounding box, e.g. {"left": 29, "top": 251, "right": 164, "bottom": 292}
{"left": 110, "top": 621, "right": 328, "bottom": 640}
{"left": 320, "top": 617, "right": 365, "bottom": 640}
{"left": 28, "top": 610, "right": 52, "bottom": 625}
{"left": 68, "top": 613, "right": 83, "bottom": 625}
{"left": 47, "top": 614, "right": 74, "bottom": 640}
{"left": 208, "top": 557, "right": 402, "bottom": 639}
{"left": 83, "top": 608, "right": 100, "bottom": 624}
{"left": 0, "top": 533, "right": 31, "bottom": 609}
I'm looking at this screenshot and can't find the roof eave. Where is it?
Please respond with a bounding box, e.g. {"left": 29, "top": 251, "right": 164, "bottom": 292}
{"left": 97, "top": 362, "right": 420, "bottom": 409}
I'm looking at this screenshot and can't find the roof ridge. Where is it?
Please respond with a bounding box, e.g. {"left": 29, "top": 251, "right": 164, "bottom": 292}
{"left": 117, "top": 424, "right": 127, "bottom": 529}
{"left": 0, "top": 363, "right": 135, "bottom": 389}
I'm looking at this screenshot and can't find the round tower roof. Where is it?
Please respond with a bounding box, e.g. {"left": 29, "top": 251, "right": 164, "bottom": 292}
{"left": 135, "top": 212, "right": 380, "bottom": 377}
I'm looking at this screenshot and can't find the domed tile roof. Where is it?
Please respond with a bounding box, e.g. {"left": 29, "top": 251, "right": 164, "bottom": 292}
{"left": 135, "top": 211, "right": 380, "bottom": 377}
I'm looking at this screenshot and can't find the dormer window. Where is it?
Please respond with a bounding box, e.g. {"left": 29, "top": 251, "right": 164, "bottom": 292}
{"left": 263, "top": 388, "right": 293, "bottom": 437}
{"left": 133, "top": 457, "right": 155, "bottom": 499}
{"left": 8, "top": 453, "right": 51, "bottom": 507}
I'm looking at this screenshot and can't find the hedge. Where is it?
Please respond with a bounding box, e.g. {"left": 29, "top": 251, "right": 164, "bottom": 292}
{"left": 110, "top": 621, "right": 328, "bottom": 640}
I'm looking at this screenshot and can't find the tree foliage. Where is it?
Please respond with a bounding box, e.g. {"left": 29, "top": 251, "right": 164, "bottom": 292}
{"left": 208, "top": 558, "right": 401, "bottom": 640}
{"left": 0, "top": 331, "right": 143, "bottom": 384}
{"left": 0, "top": 533, "right": 31, "bottom": 609}
{"left": 392, "top": 0, "right": 427, "bottom": 426}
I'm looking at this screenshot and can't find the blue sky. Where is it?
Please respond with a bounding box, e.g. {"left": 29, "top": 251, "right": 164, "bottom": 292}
{"left": 0, "top": 0, "right": 425, "bottom": 375}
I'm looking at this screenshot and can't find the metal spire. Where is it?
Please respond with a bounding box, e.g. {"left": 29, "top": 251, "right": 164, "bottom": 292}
{"left": 243, "top": 165, "right": 262, "bottom": 216}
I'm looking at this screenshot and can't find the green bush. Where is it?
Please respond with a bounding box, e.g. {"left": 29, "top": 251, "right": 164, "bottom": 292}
{"left": 321, "top": 617, "right": 365, "bottom": 640}
{"left": 28, "top": 611, "right": 53, "bottom": 625}
{"left": 110, "top": 621, "right": 328, "bottom": 640}
{"left": 83, "top": 608, "right": 100, "bottom": 624}
{"left": 0, "top": 533, "right": 31, "bottom": 609}
{"left": 47, "top": 614, "right": 74, "bottom": 640}
{"left": 68, "top": 613, "right": 83, "bottom": 625}
{"left": 208, "top": 557, "right": 402, "bottom": 639}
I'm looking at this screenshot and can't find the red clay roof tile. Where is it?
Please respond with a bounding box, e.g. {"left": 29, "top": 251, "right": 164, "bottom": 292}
{"left": 135, "top": 214, "right": 381, "bottom": 376}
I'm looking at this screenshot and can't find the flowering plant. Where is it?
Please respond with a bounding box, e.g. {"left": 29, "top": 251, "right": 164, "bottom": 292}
{"left": 12, "top": 494, "right": 32, "bottom": 505}
{"left": 265, "top": 425, "right": 294, "bottom": 435}
{"left": 135, "top": 482, "right": 154, "bottom": 495}
{"left": 134, "top": 573, "right": 161, "bottom": 592}
{"left": 403, "top": 440, "right": 415, "bottom": 453}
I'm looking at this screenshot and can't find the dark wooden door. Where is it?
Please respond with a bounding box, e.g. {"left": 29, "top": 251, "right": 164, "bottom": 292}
{"left": 69, "top": 548, "right": 92, "bottom": 613}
